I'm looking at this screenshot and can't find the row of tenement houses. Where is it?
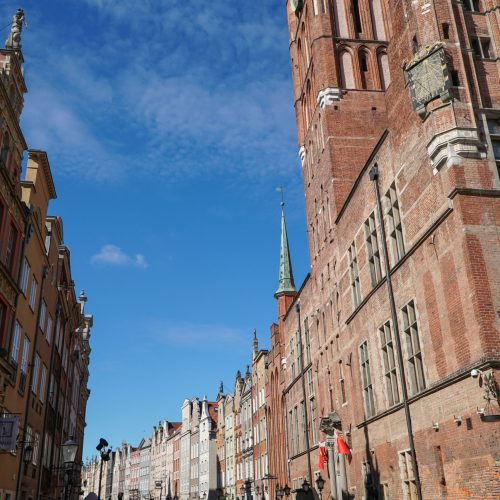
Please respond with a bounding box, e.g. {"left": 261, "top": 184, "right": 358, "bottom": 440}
{"left": 81, "top": 338, "right": 270, "bottom": 500}
{"left": 86, "top": 0, "right": 500, "bottom": 497}
{"left": 0, "top": 10, "right": 94, "bottom": 500}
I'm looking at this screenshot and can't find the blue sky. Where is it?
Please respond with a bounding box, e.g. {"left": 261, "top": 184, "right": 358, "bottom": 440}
{"left": 2, "top": 1, "right": 310, "bottom": 459}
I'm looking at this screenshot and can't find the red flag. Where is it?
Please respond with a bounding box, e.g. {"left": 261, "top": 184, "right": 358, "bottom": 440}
{"left": 337, "top": 435, "right": 351, "bottom": 457}
{"left": 319, "top": 443, "right": 328, "bottom": 470}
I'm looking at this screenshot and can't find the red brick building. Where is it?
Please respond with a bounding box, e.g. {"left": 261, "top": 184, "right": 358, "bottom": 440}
{"left": 267, "top": 0, "right": 500, "bottom": 499}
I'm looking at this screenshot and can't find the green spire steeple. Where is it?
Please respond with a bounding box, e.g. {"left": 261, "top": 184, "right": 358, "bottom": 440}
{"left": 275, "top": 202, "right": 296, "bottom": 297}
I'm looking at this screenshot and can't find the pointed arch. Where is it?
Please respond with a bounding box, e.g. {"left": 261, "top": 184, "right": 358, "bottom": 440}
{"left": 339, "top": 49, "right": 355, "bottom": 89}
{"left": 369, "top": 0, "right": 386, "bottom": 40}
{"left": 358, "top": 47, "right": 374, "bottom": 89}
{"left": 377, "top": 49, "right": 391, "bottom": 89}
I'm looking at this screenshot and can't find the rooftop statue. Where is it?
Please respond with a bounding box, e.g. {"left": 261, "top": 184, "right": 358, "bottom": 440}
{"left": 5, "top": 9, "right": 25, "bottom": 50}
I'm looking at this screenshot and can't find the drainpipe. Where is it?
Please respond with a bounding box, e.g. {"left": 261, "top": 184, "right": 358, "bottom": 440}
{"left": 295, "top": 301, "right": 313, "bottom": 485}
{"left": 369, "top": 164, "right": 423, "bottom": 500}
{"left": 15, "top": 264, "right": 49, "bottom": 500}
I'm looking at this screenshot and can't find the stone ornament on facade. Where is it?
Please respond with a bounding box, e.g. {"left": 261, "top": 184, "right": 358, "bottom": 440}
{"left": 5, "top": 9, "right": 25, "bottom": 50}
{"left": 316, "top": 88, "right": 345, "bottom": 109}
{"left": 427, "top": 127, "right": 485, "bottom": 173}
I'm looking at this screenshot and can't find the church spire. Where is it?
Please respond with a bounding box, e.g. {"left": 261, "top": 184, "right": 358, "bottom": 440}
{"left": 252, "top": 329, "right": 259, "bottom": 359}
{"left": 275, "top": 201, "right": 296, "bottom": 297}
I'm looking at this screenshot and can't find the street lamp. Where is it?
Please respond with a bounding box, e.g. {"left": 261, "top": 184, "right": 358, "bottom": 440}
{"left": 276, "top": 487, "right": 284, "bottom": 500}
{"left": 301, "top": 480, "right": 310, "bottom": 493}
{"left": 62, "top": 439, "right": 79, "bottom": 500}
{"left": 96, "top": 438, "right": 111, "bottom": 500}
{"left": 240, "top": 486, "right": 246, "bottom": 497}
{"left": 22, "top": 444, "right": 33, "bottom": 470}
{"left": 315, "top": 475, "right": 325, "bottom": 500}
{"left": 282, "top": 485, "right": 291, "bottom": 497}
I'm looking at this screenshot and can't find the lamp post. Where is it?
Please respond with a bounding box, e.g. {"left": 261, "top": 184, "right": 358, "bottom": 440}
{"left": 275, "top": 486, "right": 284, "bottom": 500}
{"left": 96, "top": 438, "right": 111, "bottom": 500}
{"left": 283, "top": 485, "right": 290, "bottom": 497}
{"left": 62, "top": 439, "right": 79, "bottom": 500}
{"left": 22, "top": 444, "right": 34, "bottom": 472}
{"left": 315, "top": 475, "right": 325, "bottom": 500}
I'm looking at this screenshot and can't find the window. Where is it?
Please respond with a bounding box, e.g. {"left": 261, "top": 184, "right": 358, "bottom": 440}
{"left": 290, "top": 338, "right": 296, "bottom": 378}
{"left": 294, "top": 406, "right": 300, "bottom": 454}
{"left": 380, "top": 321, "right": 400, "bottom": 407}
{"left": 353, "top": 0, "right": 363, "bottom": 35}
{"left": 39, "top": 301, "right": 47, "bottom": 332}
{"left": 339, "top": 361, "right": 347, "bottom": 404}
{"left": 464, "top": 0, "right": 481, "bottom": 11}
{"left": 11, "top": 321, "right": 21, "bottom": 365}
{"left": 471, "top": 37, "right": 491, "bottom": 59}
{"left": 19, "top": 258, "right": 30, "bottom": 295}
{"left": 385, "top": 183, "right": 405, "bottom": 264}
{"left": 32, "top": 353, "right": 41, "bottom": 395}
{"left": 5, "top": 224, "right": 18, "bottom": 272}
{"left": 365, "top": 212, "right": 382, "bottom": 287}
{"left": 46, "top": 315, "right": 53, "bottom": 345}
{"left": 33, "top": 432, "right": 40, "bottom": 465}
{"left": 359, "top": 341, "right": 375, "bottom": 418}
{"left": 442, "top": 23, "right": 450, "bottom": 39}
{"left": 399, "top": 450, "right": 418, "bottom": 500}
{"left": 487, "top": 118, "right": 500, "bottom": 171}
{"left": 304, "top": 317, "right": 311, "bottom": 364}
{"left": 29, "top": 277, "right": 38, "bottom": 311}
{"left": 402, "top": 301, "right": 425, "bottom": 394}
{"left": 348, "top": 243, "right": 361, "bottom": 307}
{"left": 39, "top": 364, "right": 48, "bottom": 403}
{"left": 20, "top": 336, "right": 30, "bottom": 373}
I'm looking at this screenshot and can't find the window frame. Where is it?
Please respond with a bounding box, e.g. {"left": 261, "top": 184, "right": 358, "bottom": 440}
{"left": 379, "top": 320, "right": 400, "bottom": 407}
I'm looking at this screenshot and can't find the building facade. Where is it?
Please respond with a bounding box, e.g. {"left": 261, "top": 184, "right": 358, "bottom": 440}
{"left": 0, "top": 12, "right": 94, "bottom": 500}
{"left": 265, "top": 0, "right": 500, "bottom": 499}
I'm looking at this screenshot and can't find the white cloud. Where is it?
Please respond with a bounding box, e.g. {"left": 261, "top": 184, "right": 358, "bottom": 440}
{"left": 91, "top": 244, "right": 148, "bottom": 269}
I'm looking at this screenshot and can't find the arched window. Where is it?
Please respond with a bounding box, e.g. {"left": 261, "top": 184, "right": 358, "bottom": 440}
{"left": 359, "top": 50, "right": 371, "bottom": 89}
{"left": 334, "top": 0, "right": 349, "bottom": 37}
{"left": 378, "top": 51, "right": 391, "bottom": 89}
{"left": 369, "top": 0, "right": 386, "bottom": 40}
{"left": 353, "top": 0, "right": 363, "bottom": 37}
{"left": 340, "top": 50, "right": 355, "bottom": 88}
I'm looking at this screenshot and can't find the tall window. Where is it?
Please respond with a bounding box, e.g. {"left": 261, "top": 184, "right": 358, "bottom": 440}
{"left": 32, "top": 353, "right": 41, "bottom": 395}
{"left": 46, "top": 315, "right": 53, "bottom": 345}
{"left": 29, "top": 277, "right": 38, "bottom": 311}
{"left": 294, "top": 406, "right": 300, "bottom": 454}
{"left": 304, "top": 317, "right": 311, "bottom": 364}
{"left": 290, "top": 338, "right": 296, "bottom": 378}
{"left": 11, "top": 321, "right": 21, "bottom": 365}
{"left": 487, "top": 117, "right": 500, "bottom": 174}
{"left": 353, "top": 0, "right": 363, "bottom": 36}
{"left": 288, "top": 409, "right": 294, "bottom": 456}
{"left": 402, "top": 301, "right": 425, "bottom": 394}
{"left": 40, "top": 364, "right": 48, "bottom": 403}
{"left": 39, "top": 300, "right": 47, "bottom": 332}
{"left": 385, "top": 183, "right": 405, "bottom": 264}
{"left": 359, "top": 341, "right": 375, "bottom": 418}
{"left": 348, "top": 243, "right": 361, "bottom": 307}
{"left": 5, "top": 223, "right": 18, "bottom": 272}
{"left": 364, "top": 212, "right": 382, "bottom": 287}
{"left": 380, "top": 321, "right": 400, "bottom": 407}
{"left": 399, "top": 450, "right": 418, "bottom": 499}
{"left": 19, "top": 258, "right": 30, "bottom": 295}
{"left": 470, "top": 37, "right": 491, "bottom": 58}
{"left": 20, "top": 336, "right": 30, "bottom": 374}
{"left": 339, "top": 360, "right": 347, "bottom": 404}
